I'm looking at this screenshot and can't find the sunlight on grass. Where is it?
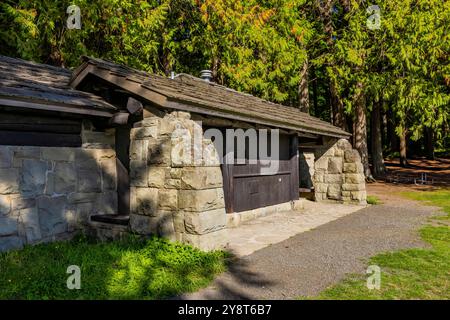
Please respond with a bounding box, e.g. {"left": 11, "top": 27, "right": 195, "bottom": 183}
{"left": 303, "top": 188, "right": 450, "bottom": 300}
{"left": 0, "top": 235, "right": 228, "bottom": 300}
{"left": 366, "top": 195, "right": 381, "bottom": 205}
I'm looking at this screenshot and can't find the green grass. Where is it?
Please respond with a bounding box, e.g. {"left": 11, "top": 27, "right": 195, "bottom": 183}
{"left": 0, "top": 235, "right": 228, "bottom": 300}
{"left": 304, "top": 189, "right": 450, "bottom": 300}
{"left": 366, "top": 195, "right": 381, "bottom": 205}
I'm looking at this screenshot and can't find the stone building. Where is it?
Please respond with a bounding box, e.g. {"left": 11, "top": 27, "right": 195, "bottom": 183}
{"left": 0, "top": 55, "right": 366, "bottom": 252}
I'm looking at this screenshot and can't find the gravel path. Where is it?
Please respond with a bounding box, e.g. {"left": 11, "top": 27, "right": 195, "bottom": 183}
{"left": 181, "top": 193, "right": 438, "bottom": 299}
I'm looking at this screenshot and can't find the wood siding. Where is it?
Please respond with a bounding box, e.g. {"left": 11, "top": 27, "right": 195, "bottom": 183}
{"left": 222, "top": 134, "right": 299, "bottom": 213}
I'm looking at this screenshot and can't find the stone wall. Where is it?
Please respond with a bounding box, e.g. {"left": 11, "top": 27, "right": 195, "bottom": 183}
{"left": 0, "top": 127, "right": 117, "bottom": 252}
{"left": 129, "top": 111, "right": 228, "bottom": 251}
{"left": 313, "top": 138, "right": 367, "bottom": 204}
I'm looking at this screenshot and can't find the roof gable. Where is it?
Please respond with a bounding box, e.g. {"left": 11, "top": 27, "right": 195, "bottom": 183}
{"left": 71, "top": 56, "right": 350, "bottom": 138}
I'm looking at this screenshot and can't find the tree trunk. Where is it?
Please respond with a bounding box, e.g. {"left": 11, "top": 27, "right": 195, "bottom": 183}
{"left": 317, "top": 0, "right": 346, "bottom": 129}
{"left": 311, "top": 65, "right": 318, "bottom": 117}
{"left": 354, "top": 83, "right": 374, "bottom": 181}
{"left": 299, "top": 57, "right": 310, "bottom": 113}
{"left": 371, "top": 100, "right": 386, "bottom": 176}
{"left": 425, "top": 127, "right": 435, "bottom": 160}
{"left": 399, "top": 127, "right": 408, "bottom": 167}
{"left": 387, "top": 109, "right": 398, "bottom": 153}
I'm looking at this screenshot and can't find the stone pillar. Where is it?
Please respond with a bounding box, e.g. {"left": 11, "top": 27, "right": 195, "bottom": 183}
{"left": 129, "top": 111, "right": 227, "bottom": 250}
{"left": 312, "top": 138, "right": 366, "bottom": 205}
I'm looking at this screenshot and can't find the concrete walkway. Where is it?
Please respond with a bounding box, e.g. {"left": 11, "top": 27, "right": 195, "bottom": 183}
{"left": 225, "top": 200, "right": 365, "bottom": 257}
{"left": 181, "top": 192, "right": 438, "bottom": 299}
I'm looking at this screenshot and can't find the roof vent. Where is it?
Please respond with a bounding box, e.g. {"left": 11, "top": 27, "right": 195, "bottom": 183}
{"left": 200, "top": 70, "right": 213, "bottom": 82}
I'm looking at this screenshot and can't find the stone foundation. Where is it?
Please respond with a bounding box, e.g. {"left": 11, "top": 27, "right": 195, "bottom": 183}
{"left": 227, "top": 199, "right": 304, "bottom": 228}
{"left": 313, "top": 138, "right": 366, "bottom": 204}
{"left": 0, "top": 143, "right": 117, "bottom": 252}
{"left": 129, "top": 111, "right": 227, "bottom": 250}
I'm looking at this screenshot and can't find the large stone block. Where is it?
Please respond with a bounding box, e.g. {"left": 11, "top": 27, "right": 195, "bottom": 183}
{"left": 76, "top": 148, "right": 115, "bottom": 162}
{"left": 0, "top": 236, "right": 23, "bottom": 252}
{"left": 171, "top": 135, "right": 193, "bottom": 167}
{"left": 344, "top": 149, "right": 361, "bottom": 163}
{"left": 345, "top": 173, "right": 365, "bottom": 184}
{"left": 37, "top": 196, "right": 67, "bottom": 237}
{"left": 314, "top": 156, "right": 329, "bottom": 171}
{"left": 179, "top": 188, "right": 225, "bottom": 212}
{"left": 0, "top": 168, "right": 19, "bottom": 195}
{"left": 131, "top": 127, "right": 158, "bottom": 140}
{"left": 184, "top": 208, "right": 226, "bottom": 235}
{"left": 131, "top": 187, "right": 158, "bottom": 215}
{"left": 96, "top": 191, "right": 118, "bottom": 215}
{"left": 11, "top": 196, "right": 36, "bottom": 211}
{"left": 0, "top": 147, "right": 12, "bottom": 168}
{"left": 181, "top": 167, "right": 223, "bottom": 190}
{"left": 328, "top": 157, "right": 343, "bottom": 174}
{"left": 77, "top": 169, "right": 102, "bottom": 193}
{"left": 67, "top": 192, "right": 98, "bottom": 204}
{"left": 158, "top": 117, "right": 177, "bottom": 136}
{"left": 182, "top": 228, "right": 229, "bottom": 251}
{"left": 0, "top": 195, "right": 11, "bottom": 216}
{"left": 19, "top": 207, "right": 41, "bottom": 243}
{"left": 0, "top": 217, "right": 18, "bottom": 236}
{"left": 82, "top": 130, "right": 115, "bottom": 147}
{"left": 313, "top": 172, "right": 324, "bottom": 183}
{"left": 342, "top": 183, "right": 366, "bottom": 191}
{"left": 130, "top": 214, "right": 157, "bottom": 235}
{"left": 130, "top": 160, "right": 148, "bottom": 187}
{"left": 350, "top": 190, "right": 367, "bottom": 202}
{"left": 20, "top": 160, "right": 47, "bottom": 195}
{"left": 202, "top": 139, "right": 221, "bottom": 167}
{"left": 336, "top": 139, "right": 353, "bottom": 150}
{"left": 41, "top": 147, "right": 75, "bottom": 162}
{"left": 324, "top": 174, "right": 343, "bottom": 184}
{"left": 52, "top": 162, "right": 77, "bottom": 194}
{"left": 147, "top": 166, "right": 166, "bottom": 188}
{"left": 148, "top": 139, "right": 171, "bottom": 165}
{"left": 100, "top": 159, "right": 117, "bottom": 190}
{"left": 155, "top": 211, "right": 176, "bottom": 241}
{"left": 327, "top": 184, "right": 342, "bottom": 200}
{"left": 158, "top": 189, "right": 178, "bottom": 211}
{"left": 130, "top": 139, "right": 148, "bottom": 161}
{"left": 13, "top": 147, "right": 40, "bottom": 159}
{"left": 343, "top": 163, "right": 357, "bottom": 173}
{"left": 314, "top": 183, "right": 328, "bottom": 193}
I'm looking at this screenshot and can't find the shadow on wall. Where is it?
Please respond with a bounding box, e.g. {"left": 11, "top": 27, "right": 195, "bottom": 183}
{"left": 0, "top": 144, "right": 118, "bottom": 253}
{"left": 299, "top": 152, "right": 313, "bottom": 189}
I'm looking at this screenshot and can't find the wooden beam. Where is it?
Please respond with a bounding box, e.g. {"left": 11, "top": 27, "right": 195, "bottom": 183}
{"left": 0, "top": 98, "right": 114, "bottom": 118}
{"left": 126, "top": 97, "right": 143, "bottom": 115}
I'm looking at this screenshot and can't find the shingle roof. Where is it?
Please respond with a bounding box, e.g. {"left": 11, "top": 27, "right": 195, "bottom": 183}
{"left": 72, "top": 56, "right": 350, "bottom": 138}
{"left": 0, "top": 55, "right": 117, "bottom": 117}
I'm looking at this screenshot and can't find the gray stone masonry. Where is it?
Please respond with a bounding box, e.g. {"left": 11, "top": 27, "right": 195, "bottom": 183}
{"left": 313, "top": 138, "right": 366, "bottom": 204}
{"left": 0, "top": 123, "right": 117, "bottom": 252}
{"left": 129, "top": 111, "right": 227, "bottom": 250}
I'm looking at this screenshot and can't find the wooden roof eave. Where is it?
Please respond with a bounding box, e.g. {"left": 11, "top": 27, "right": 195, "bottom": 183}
{"left": 70, "top": 62, "right": 351, "bottom": 139}
{"left": 0, "top": 96, "right": 114, "bottom": 118}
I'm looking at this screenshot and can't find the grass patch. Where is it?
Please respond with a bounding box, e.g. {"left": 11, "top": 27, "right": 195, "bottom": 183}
{"left": 366, "top": 195, "right": 381, "bottom": 205}
{"left": 0, "top": 235, "right": 228, "bottom": 300}
{"left": 303, "top": 189, "right": 450, "bottom": 300}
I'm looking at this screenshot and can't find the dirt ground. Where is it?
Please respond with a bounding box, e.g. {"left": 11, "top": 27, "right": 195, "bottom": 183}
{"left": 382, "top": 157, "right": 450, "bottom": 186}
{"left": 181, "top": 183, "right": 439, "bottom": 300}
